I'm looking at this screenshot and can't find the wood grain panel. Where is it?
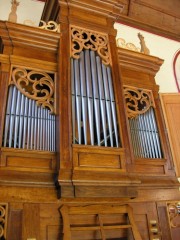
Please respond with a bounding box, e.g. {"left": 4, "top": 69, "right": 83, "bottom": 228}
{"left": 47, "top": 225, "right": 61, "bottom": 240}
{"left": 133, "top": 0, "right": 180, "bottom": 18}
{"left": 7, "top": 209, "right": 23, "bottom": 240}
{"left": 22, "top": 203, "right": 40, "bottom": 240}
{"left": 78, "top": 153, "right": 121, "bottom": 169}
{"left": 0, "top": 148, "right": 56, "bottom": 172}
{"left": 160, "top": 94, "right": 180, "bottom": 177}
{"left": 73, "top": 145, "right": 126, "bottom": 171}
{"left": 157, "top": 204, "right": 172, "bottom": 240}
{"left": 40, "top": 204, "right": 62, "bottom": 240}
{"left": 131, "top": 164, "right": 165, "bottom": 174}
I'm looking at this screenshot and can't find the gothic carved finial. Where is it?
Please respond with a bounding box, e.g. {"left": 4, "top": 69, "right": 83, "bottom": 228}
{"left": 8, "top": 0, "right": 20, "bottom": 23}
{"left": 138, "top": 33, "right": 150, "bottom": 55}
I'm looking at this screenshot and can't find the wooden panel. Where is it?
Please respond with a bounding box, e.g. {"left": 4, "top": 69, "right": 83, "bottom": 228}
{"left": 131, "top": 202, "right": 161, "bottom": 240}
{"left": 79, "top": 153, "right": 121, "bottom": 169}
{"left": 133, "top": 214, "right": 149, "bottom": 240}
{"left": 73, "top": 145, "right": 126, "bottom": 171}
{"left": 130, "top": 163, "right": 165, "bottom": 174}
{"left": 47, "top": 225, "right": 61, "bottom": 240}
{"left": 0, "top": 148, "right": 56, "bottom": 172}
{"left": 22, "top": 203, "right": 40, "bottom": 240}
{"left": 157, "top": 203, "right": 172, "bottom": 240}
{"left": 6, "top": 156, "right": 52, "bottom": 169}
{"left": 160, "top": 94, "right": 180, "bottom": 177}
{"left": 129, "top": 0, "right": 180, "bottom": 34}
{"left": 40, "top": 204, "right": 62, "bottom": 240}
{"left": 7, "top": 209, "right": 23, "bottom": 240}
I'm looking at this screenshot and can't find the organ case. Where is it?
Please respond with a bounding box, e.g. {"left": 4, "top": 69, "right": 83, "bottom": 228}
{"left": 0, "top": 1, "right": 179, "bottom": 239}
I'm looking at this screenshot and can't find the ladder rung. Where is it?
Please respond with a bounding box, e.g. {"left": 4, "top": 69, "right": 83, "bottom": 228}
{"left": 70, "top": 224, "right": 132, "bottom": 231}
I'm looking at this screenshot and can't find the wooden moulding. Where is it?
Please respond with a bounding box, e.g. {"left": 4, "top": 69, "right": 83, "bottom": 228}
{"left": 0, "top": 147, "right": 57, "bottom": 173}
{"left": 117, "top": 47, "right": 164, "bottom": 78}
{"left": 72, "top": 144, "right": 126, "bottom": 172}
{"left": 60, "top": 0, "right": 124, "bottom": 20}
{"left": 0, "top": 21, "right": 60, "bottom": 62}
{"left": 75, "top": 185, "right": 138, "bottom": 198}
{"left": 59, "top": 0, "right": 123, "bottom": 35}
{"left": 2, "top": 21, "right": 60, "bottom": 51}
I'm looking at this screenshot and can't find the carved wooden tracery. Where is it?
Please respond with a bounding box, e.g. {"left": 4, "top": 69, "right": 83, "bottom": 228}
{"left": 39, "top": 20, "right": 60, "bottom": 33}
{"left": 0, "top": 203, "right": 8, "bottom": 239}
{"left": 70, "top": 26, "right": 111, "bottom": 66}
{"left": 10, "top": 66, "right": 55, "bottom": 113}
{"left": 167, "top": 202, "right": 180, "bottom": 228}
{"left": 124, "top": 86, "right": 155, "bottom": 118}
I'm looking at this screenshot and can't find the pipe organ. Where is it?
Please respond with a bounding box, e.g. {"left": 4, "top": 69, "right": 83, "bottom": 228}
{"left": 71, "top": 50, "right": 120, "bottom": 147}
{"left": 0, "top": 1, "right": 180, "bottom": 239}
{"left": 3, "top": 67, "right": 56, "bottom": 151}
{"left": 124, "top": 86, "right": 163, "bottom": 159}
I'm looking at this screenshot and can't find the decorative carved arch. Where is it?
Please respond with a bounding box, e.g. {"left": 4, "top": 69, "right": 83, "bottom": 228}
{"left": 70, "top": 25, "right": 111, "bottom": 66}
{"left": 10, "top": 66, "right": 55, "bottom": 114}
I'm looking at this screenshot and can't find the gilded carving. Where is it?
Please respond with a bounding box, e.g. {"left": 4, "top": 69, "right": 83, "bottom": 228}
{"left": 0, "top": 204, "right": 8, "bottom": 239}
{"left": 116, "top": 38, "right": 140, "bottom": 52}
{"left": 124, "top": 86, "right": 155, "bottom": 118}
{"left": 10, "top": 66, "right": 55, "bottom": 113}
{"left": 167, "top": 202, "right": 180, "bottom": 228}
{"left": 71, "top": 26, "right": 111, "bottom": 66}
{"left": 39, "top": 20, "right": 60, "bottom": 33}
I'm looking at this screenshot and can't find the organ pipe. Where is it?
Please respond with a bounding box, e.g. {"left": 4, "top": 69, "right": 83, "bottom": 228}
{"left": 71, "top": 49, "right": 120, "bottom": 147}
{"left": 3, "top": 85, "right": 56, "bottom": 152}
{"left": 129, "top": 107, "right": 163, "bottom": 159}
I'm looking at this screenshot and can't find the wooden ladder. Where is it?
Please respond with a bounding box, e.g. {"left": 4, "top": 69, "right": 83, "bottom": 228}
{"left": 60, "top": 204, "right": 142, "bottom": 240}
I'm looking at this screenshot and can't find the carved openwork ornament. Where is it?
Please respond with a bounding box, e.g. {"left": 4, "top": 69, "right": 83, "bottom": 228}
{"left": 0, "top": 204, "right": 8, "bottom": 239}
{"left": 71, "top": 26, "right": 111, "bottom": 66}
{"left": 39, "top": 20, "right": 60, "bottom": 33}
{"left": 116, "top": 38, "right": 140, "bottom": 52}
{"left": 124, "top": 86, "right": 155, "bottom": 118}
{"left": 167, "top": 202, "right": 180, "bottom": 228}
{"left": 10, "top": 66, "right": 55, "bottom": 114}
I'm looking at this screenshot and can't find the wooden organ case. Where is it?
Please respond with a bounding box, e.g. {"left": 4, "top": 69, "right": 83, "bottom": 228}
{"left": 0, "top": 0, "right": 180, "bottom": 240}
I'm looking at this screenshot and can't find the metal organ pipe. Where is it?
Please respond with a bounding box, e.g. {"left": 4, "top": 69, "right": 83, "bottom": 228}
{"left": 3, "top": 85, "right": 56, "bottom": 152}
{"left": 79, "top": 51, "right": 88, "bottom": 145}
{"left": 85, "top": 50, "right": 94, "bottom": 145}
{"left": 71, "top": 49, "right": 120, "bottom": 147}
{"left": 96, "top": 56, "right": 107, "bottom": 147}
{"left": 90, "top": 50, "right": 101, "bottom": 146}
{"left": 129, "top": 107, "right": 163, "bottom": 159}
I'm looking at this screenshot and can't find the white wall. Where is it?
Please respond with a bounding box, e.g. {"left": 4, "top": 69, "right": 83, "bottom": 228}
{"left": 0, "top": 0, "right": 45, "bottom": 26}
{"left": 114, "top": 22, "right": 180, "bottom": 93}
